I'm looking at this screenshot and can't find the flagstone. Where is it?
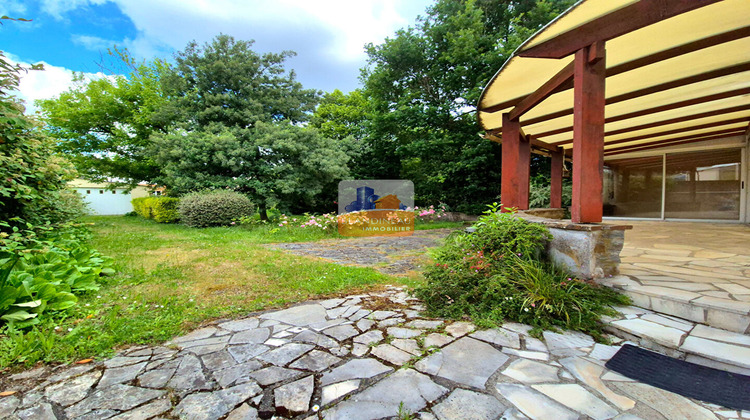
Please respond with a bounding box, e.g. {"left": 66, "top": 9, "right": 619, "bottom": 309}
{"left": 228, "top": 343, "right": 270, "bottom": 363}
{"left": 501, "top": 358, "right": 559, "bottom": 383}
{"left": 387, "top": 327, "right": 423, "bottom": 339}
{"left": 533, "top": 383, "right": 619, "bottom": 420}
{"left": 259, "top": 304, "right": 328, "bottom": 327}
{"left": 44, "top": 370, "right": 101, "bottom": 407}
{"left": 681, "top": 336, "right": 750, "bottom": 368}
{"left": 495, "top": 383, "right": 577, "bottom": 420}
{"left": 289, "top": 350, "right": 342, "bottom": 372}
{"left": 715, "top": 283, "right": 750, "bottom": 295}
{"left": 320, "top": 359, "right": 392, "bottom": 386}
{"left": 274, "top": 375, "right": 314, "bottom": 416}
{"left": 693, "top": 296, "right": 750, "bottom": 313}
{"left": 423, "top": 333, "right": 454, "bottom": 348}
{"left": 212, "top": 360, "right": 264, "bottom": 388}
{"left": 321, "top": 379, "right": 360, "bottom": 406}
{"left": 371, "top": 344, "right": 413, "bottom": 365}
{"left": 392, "top": 338, "right": 421, "bottom": 355}
{"left": 559, "top": 357, "right": 635, "bottom": 411}
{"left": 609, "top": 319, "right": 685, "bottom": 347}
{"left": 690, "top": 324, "right": 750, "bottom": 347}
{"left": 432, "top": 389, "right": 505, "bottom": 420}
{"left": 110, "top": 398, "right": 172, "bottom": 420}
{"left": 470, "top": 328, "right": 521, "bottom": 349}
{"left": 257, "top": 343, "right": 314, "bottom": 366}
{"left": 378, "top": 317, "right": 405, "bottom": 327}
{"left": 98, "top": 362, "right": 147, "bottom": 388}
{"left": 405, "top": 319, "right": 443, "bottom": 329}
{"left": 444, "top": 321, "right": 475, "bottom": 337}
{"left": 415, "top": 337, "right": 509, "bottom": 388}
{"left": 323, "top": 324, "right": 359, "bottom": 341}
{"left": 173, "top": 382, "right": 261, "bottom": 420}
{"left": 292, "top": 330, "right": 339, "bottom": 348}
{"left": 322, "top": 370, "right": 447, "bottom": 420}
{"left": 248, "top": 367, "right": 303, "bottom": 386}
{"left": 219, "top": 318, "right": 260, "bottom": 332}
{"left": 543, "top": 330, "right": 595, "bottom": 351}
{"left": 66, "top": 384, "right": 166, "bottom": 419}
{"left": 502, "top": 348, "right": 549, "bottom": 361}
{"left": 611, "top": 382, "right": 717, "bottom": 420}
{"left": 353, "top": 330, "right": 384, "bottom": 345}
{"left": 230, "top": 328, "right": 270, "bottom": 344}
{"left": 167, "top": 354, "right": 212, "bottom": 392}
{"left": 171, "top": 327, "right": 217, "bottom": 343}
{"left": 356, "top": 318, "right": 375, "bottom": 331}
{"left": 225, "top": 403, "right": 259, "bottom": 420}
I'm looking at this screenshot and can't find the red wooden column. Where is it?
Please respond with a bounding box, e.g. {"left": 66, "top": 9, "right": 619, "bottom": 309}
{"left": 571, "top": 42, "right": 606, "bottom": 223}
{"left": 500, "top": 113, "right": 530, "bottom": 211}
{"left": 550, "top": 147, "right": 564, "bottom": 208}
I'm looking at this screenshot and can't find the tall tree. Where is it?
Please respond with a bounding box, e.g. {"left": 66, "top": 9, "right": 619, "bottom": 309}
{"left": 152, "top": 35, "right": 345, "bottom": 218}
{"left": 152, "top": 122, "right": 350, "bottom": 217}
{"left": 38, "top": 54, "right": 175, "bottom": 187}
{"left": 167, "top": 34, "right": 319, "bottom": 129}
{"left": 361, "top": 0, "right": 574, "bottom": 213}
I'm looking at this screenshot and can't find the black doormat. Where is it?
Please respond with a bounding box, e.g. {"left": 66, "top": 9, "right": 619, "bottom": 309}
{"left": 605, "top": 344, "right": 750, "bottom": 410}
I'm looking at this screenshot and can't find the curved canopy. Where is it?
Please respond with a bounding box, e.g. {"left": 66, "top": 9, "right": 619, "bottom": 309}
{"left": 477, "top": 0, "right": 750, "bottom": 156}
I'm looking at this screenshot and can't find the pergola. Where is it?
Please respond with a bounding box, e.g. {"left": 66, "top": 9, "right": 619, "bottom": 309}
{"left": 477, "top": 0, "right": 750, "bottom": 223}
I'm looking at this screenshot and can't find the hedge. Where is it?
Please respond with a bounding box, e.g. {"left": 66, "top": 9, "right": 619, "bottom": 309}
{"left": 178, "top": 190, "right": 254, "bottom": 227}
{"left": 131, "top": 197, "right": 180, "bottom": 223}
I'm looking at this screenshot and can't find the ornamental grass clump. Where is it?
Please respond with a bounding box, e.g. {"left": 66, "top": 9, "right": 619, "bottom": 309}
{"left": 414, "top": 204, "right": 628, "bottom": 341}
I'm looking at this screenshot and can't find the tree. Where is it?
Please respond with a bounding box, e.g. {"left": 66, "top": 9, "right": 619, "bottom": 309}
{"left": 167, "top": 34, "right": 319, "bottom": 129}
{"left": 0, "top": 49, "right": 82, "bottom": 232}
{"left": 309, "top": 89, "right": 370, "bottom": 179}
{"left": 38, "top": 54, "right": 175, "bottom": 187}
{"left": 152, "top": 122, "right": 350, "bottom": 218}
{"left": 360, "top": 0, "right": 574, "bottom": 213}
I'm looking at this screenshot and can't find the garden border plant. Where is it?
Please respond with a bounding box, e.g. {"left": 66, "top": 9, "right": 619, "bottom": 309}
{"left": 414, "top": 204, "right": 629, "bottom": 341}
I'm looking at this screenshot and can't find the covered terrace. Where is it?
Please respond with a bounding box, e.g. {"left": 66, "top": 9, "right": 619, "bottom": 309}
{"left": 477, "top": 0, "right": 750, "bottom": 334}
{"left": 477, "top": 0, "right": 750, "bottom": 224}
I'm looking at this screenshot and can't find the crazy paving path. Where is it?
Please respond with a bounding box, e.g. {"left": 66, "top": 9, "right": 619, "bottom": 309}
{"left": 267, "top": 229, "right": 454, "bottom": 275}
{"left": 1, "top": 287, "right": 745, "bottom": 420}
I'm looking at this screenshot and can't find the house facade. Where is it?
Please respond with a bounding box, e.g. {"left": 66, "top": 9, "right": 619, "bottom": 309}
{"left": 69, "top": 179, "right": 152, "bottom": 215}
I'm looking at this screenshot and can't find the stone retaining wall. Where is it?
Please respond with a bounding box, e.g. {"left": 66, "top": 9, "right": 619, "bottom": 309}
{"left": 517, "top": 212, "right": 631, "bottom": 280}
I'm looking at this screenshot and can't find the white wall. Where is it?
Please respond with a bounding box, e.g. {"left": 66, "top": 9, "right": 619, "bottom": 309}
{"left": 76, "top": 188, "right": 134, "bottom": 215}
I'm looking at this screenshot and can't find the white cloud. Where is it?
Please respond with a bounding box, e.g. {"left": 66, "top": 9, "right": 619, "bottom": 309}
{"left": 40, "top": 0, "right": 107, "bottom": 19}
{"left": 6, "top": 54, "right": 112, "bottom": 114}
{"left": 72, "top": 34, "right": 116, "bottom": 51}
{"left": 0, "top": 0, "right": 28, "bottom": 17}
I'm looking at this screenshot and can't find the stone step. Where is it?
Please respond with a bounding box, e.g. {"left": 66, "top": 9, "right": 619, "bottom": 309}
{"left": 603, "top": 305, "right": 750, "bottom": 376}
{"left": 601, "top": 275, "right": 750, "bottom": 334}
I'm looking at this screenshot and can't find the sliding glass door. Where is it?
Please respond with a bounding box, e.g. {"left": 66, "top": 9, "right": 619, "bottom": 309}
{"left": 603, "top": 148, "right": 742, "bottom": 221}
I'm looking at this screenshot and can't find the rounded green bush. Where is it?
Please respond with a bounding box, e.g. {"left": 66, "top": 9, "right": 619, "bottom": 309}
{"left": 178, "top": 190, "right": 254, "bottom": 228}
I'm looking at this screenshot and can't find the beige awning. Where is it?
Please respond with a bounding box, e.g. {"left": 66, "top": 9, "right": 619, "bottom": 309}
{"left": 477, "top": 0, "right": 750, "bottom": 156}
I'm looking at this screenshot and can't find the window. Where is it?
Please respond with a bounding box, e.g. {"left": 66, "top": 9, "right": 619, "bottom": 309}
{"left": 86, "top": 190, "right": 90, "bottom": 194}
{"left": 112, "top": 190, "right": 117, "bottom": 194}
{"left": 99, "top": 190, "right": 104, "bottom": 194}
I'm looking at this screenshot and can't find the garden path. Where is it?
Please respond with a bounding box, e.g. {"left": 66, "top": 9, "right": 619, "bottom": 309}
{"left": 267, "top": 229, "right": 455, "bottom": 276}
{"left": 1, "top": 286, "right": 744, "bottom": 420}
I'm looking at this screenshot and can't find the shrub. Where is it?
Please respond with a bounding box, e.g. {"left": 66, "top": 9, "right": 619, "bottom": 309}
{"left": 132, "top": 197, "right": 151, "bottom": 218}
{"left": 414, "top": 204, "right": 628, "bottom": 340}
{"left": 179, "top": 190, "right": 254, "bottom": 227}
{"left": 150, "top": 197, "right": 179, "bottom": 223}
{"left": 131, "top": 197, "right": 180, "bottom": 223}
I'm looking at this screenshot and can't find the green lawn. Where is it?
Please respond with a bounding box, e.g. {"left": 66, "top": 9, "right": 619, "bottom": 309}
{"left": 1, "top": 216, "right": 461, "bottom": 369}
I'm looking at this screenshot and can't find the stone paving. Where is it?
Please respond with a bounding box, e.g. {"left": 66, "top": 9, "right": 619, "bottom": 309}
{"left": 267, "top": 229, "right": 453, "bottom": 275}
{"left": 614, "top": 221, "right": 750, "bottom": 334}
{"left": 2, "top": 286, "right": 749, "bottom": 420}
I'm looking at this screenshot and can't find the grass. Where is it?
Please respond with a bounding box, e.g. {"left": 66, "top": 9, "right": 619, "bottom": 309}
{"left": 0, "top": 215, "right": 457, "bottom": 370}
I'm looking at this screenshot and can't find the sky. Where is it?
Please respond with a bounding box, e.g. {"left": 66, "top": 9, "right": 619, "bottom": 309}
{"left": 1, "top": 0, "right": 433, "bottom": 113}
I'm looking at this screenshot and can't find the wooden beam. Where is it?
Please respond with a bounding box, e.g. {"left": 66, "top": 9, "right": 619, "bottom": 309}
{"left": 604, "top": 131, "right": 746, "bottom": 155}
{"left": 479, "top": 26, "right": 750, "bottom": 117}
{"left": 519, "top": 0, "right": 722, "bottom": 59}
{"left": 534, "top": 87, "right": 750, "bottom": 138}
{"left": 608, "top": 25, "right": 750, "bottom": 77}
{"left": 500, "top": 114, "right": 530, "bottom": 211}
{"left": 508, "top": 61, "right": 574, "bottom": 121}
{"left": 571, "top": 44, "right": 606, "bottom": 223}
{"left": 550, "top": 105, "right": 750, "bottom": 146}
{"left": 522, "top": 61, "right": 750, "bottom": 127}
{"left": 550, "top": 148, "right": 564, "bottom": 208}
{"left": 572, "top": 117, "right": 750, "bottom": 148}
{"left": 603, "top": 130, "right": 746, "bottom": 155}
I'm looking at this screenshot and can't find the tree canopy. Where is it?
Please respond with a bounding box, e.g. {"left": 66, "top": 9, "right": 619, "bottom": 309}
{"left": 359, "top": 0, "right": 574, "bottom": 212}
